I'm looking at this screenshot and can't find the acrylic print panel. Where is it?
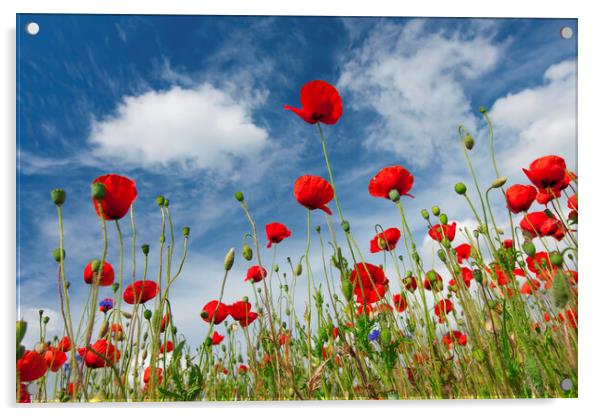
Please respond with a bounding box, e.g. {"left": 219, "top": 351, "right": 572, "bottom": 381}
{"left": 15, "top": 14, "right": 577, "bottom": 403}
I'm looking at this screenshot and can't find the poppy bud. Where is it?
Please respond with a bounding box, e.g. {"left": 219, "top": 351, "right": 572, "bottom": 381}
{"left": 163, "top": 198, "right": 170, "bottom": 207}
{"left": 464, "top": 134, "right": 475, "bottom": 150}
{"left": 437, "top": 249, "right": 446, "bottom": 262}
{"left": 294, "top": 263, "right": 303, "bottom": 276}
{"left": 142, "top": 350, "right": 147, "bottom": 361}
{"left": 141, "top": 244, "right": 150, "bottom": 255}
{"left": 220, "top": 249, "right": 236, "bottom": 273}
{"left": 473, "top": 269, "right": 483, "bottom": 284}
{"left": 315, "top": 225, "right": 321, "bottom": 233}
{"left": 388, "top": 189, "right": 401, "bottom": 202}
{"left": 53, "top": 248, "right": 65, "bottom": 262}
{"left": 234, "top": 191, "right": 244, "bottom": 202}
{"left": 442, "top": 238, "right": 451, "bottom": 249}
{"left": 491, "top": 177, "right": 507, "bottom": 189}
{"left": 51, "top": 189, "right": 66, "bottom": 206}
{"left": 454, "top": 182, "right": 467, "bottom": 195}
{"left": 99, "top": 321, "right": 109, "bottom": 338}
{"left": 16, "top": 320, "right": 27, "bottom": 346}
{"left": 200, "top": 311, "right": 209, "bottom": 319}
{"left": 341, "top": 220, "right": 350, "bottom": 233}
{"left": 285, "top": 308, "right": 291, "bottom": 316}
{"left": 439, "top": 214, "right": 448, "bottom": 225}
{"left": 122, "top": 311, "right": 132, "bottom": 319}
{"left": 432, "top": 206, "right": 440, "bottom": 216}
{"left": 34, "top": 342, "right": 47, "bottom": 354}
{"left": 183, "top": 227, "right": 190, "bottom": 237}
{"left": 550, "top": 252, "right": 563, "bottom": 267}
{"left": 257, "top": 287, "right": 262, "bottom": 293}
{"left": 283, "top": 284, "right": 288, "bottom": 293}
{"left": 66, "top": 281, "right": 70, "bottom": 289}
{"left": 91, "top": 259, "right": 101, "bottom": 273}
{"left": 39, "top": 309, "right": 44, "bottom": 317}
{"left": 43, "top": 316, "right": 50, "bottom": 325}
{"left": 144, "top": 310, "right": 152, "bottom": 320}
{"left": 242, "top": 296, "right": 249, "bottom": 303}
{"left": 91, "top": 183, "right": 106, "bottom": 201}
{"left": 479, "top": 106, "right": 487, "bottom": 114}
{"left": 341, "top": 279, "right": 353, "bottom": 301}
{"left": 156, "top": 195, "right": 165, "bottom": 206}
{"left": 112, "top": 283, "right": 119, "bottom": 293}
{"left": 421, "top": 209, "right": 429, "bottom": 220}
{"left": 242, "top": 244, "right": 253, "bottom": 261}
{"left": 523, "top": 241, "right": 536, "bottom": 257}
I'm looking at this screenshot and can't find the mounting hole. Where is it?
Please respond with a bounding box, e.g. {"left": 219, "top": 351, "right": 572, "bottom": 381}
{"left": 560, "top": 378, "right": 573, "bottom": 391}
{"left": 25, "top": 22, "right": 40, "bottom": 36}
{"left": 560, "top": 26, "right": 573, "bottom": 40}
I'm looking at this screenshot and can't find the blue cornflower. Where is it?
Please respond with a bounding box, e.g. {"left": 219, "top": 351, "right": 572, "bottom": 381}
{"left": 99, "top": 298, "right": 113, "bottom": 312}
{"left": 368, "top": 329, "right": 381, "bottom": 341}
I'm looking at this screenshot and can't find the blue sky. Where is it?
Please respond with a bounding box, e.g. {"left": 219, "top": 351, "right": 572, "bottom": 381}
{"left": 16, "top": 15, "right": 577, "bottom": 347}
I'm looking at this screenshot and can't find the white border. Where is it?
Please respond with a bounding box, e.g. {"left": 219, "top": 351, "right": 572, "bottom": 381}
{"left": 2, "top": 1, "right": 601, "bottom": 415}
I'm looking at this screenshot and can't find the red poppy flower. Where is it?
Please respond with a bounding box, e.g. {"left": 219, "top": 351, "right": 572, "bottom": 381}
{"left": 369, "top": 227, "right": 401, "bottom": 253}
{"left": 566, "top": 307, "right": 578, "bottom": 329}
{"left": 17, "top": 383, "right": 30, "bottom": 403}
{"left": 160, "top": 313, "right": 170, "bottom": 333}
{"left": 92, "top": 174, "right": 137, "bottom": 220}
{"left": 392, "top": 293, "right": 408, "bottom": 313}
{"left": 332, "top": 327, "right": 339, "bottom": 339}
{"left": 424, "top": 270, "right": 443, "bottom": 292}
{"left": 503, "top": 239, "right": 513, "bottom": 249}
{"left": 245, "top": 265, "right": 268, "bottom": 283}
{"left": 284, "top": 80, "right": 343, "bottom": 125}
{"left": 520, "top": 211, "right": 564, "bottom": 240}
{"left": 428, "top": 223, "right": 457, "bottom": 242}
{"left": 17, "top": 350, "right": 48, "bottom": 382}
{"left": 83, "top": 260, "right": 115, "bottom": 286}
{"left": 403, "top": 275, "right": 418, "bottom": 292}
{"left": 143, "top": 367, "right": 163, "bottom": 384}
{"left": 202, "top": 300, "right": 229, "bottom": 325}
{"left": 211, "top": 331, "right": 225, "bottom": 345}
{"left": 368, "top": 166, "right": 414, "bottom": 200}
{"left": 159, "top": 341, "right": 174, "bottom": 354}
{"left": 238, "top": 364, "right": 249, "bottom": 374}
{"left": 434, "top": 299, "right": 454, "bottom": 323}
{"left": 265, "top": 222, "right": 292, "bottom": 248}
{"left": 520, "top": 279, "right": 541, "bottom": 296}
{"left": 565, "top": 270, "right": 578, "bottom": 285}
{"left": 441, "top": 331, "right": 467, "bottom": 349}
{"left": 505, "top": 184, "right": 537, "bottom": 214}
{"left": 229, "top": 300, "right": 252, "bottom": 321}
{"left": 111, "top": 323, "right": 123, "bottom": 336}
{"left": 294, "top": 175, "right": 334, "bottom": 215}
{"left": 84, "top": 339, "right": 121, "bottom": 369}
{"left": 350, "top": 263, "right": 389, "bottom": 303}
{"left": 58, "top": 336, "right": 71, "bottom": 352}
{"left": 279, "top": 332, "right": 288, "bottom": 346}
{"left": 123, "top": 280, "right": 159, "bottom": 304}
{"left": 522, "top": 155, "right": 567, "bottom": 189}
{"left": 568, "top": 194, "right": 578, "bottom": 211}
{"left": 43, "top": 347, "right": 68, "bottom": 372}
{"left": 536, "top": 188, "right": 560, "bottom": 205}
{"left": 239, "top": 311, "right": 259, "bottom": 328}
{"left": 454, "top": 244, "right": 472, "bottom": 264}
{"left": 449, "top": 267, "right": 473, "bottom": 289}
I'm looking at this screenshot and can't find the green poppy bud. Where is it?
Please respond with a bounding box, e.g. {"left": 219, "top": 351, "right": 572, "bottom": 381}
{"left": 437, "top": 249, "right": 447, "bottom": 262}
{"left": 51, "top": 189, "right": 66, "bottom": 206}
{"left": 473, "top": 269, "right": 483, "bottom": 284}
{"left": 144, "top": 310, "right": 152, "bottom": 320}
{"left": 112, "top": 283, "right": 119, "bottom": 293}
{"left": 550, "top": 252, "right": 564, "bottom": 267}
{"left": 53, "top": 248, "right": 65, "bottom": 263}
{"left": 163, "top": 198, "right": 169, "bottom": 207}
{"left": 432, "top": 206, "right": 441, "bottom": 216}
{"left": 479, "top": 105, "right": 487, "bottom": 114}
{"left": 242, "top": 243, "right": 253, "bottom": 261}
{"left": 91, "top": 259, "right": 101, "bottom": 272}
{"left": 43, "top": 316, "right": 50, "bottom": 325}
{"left": 91, "top": 183, "right": 106, "bottom": 201}
{"left": 341, "top": 279, "right": 353, "bottom": 302}
{"left": 491, "top": 177, "right": 507, "bottom": 189}
{"left": 183, "top": 226, "right": 190, "bottom": 237}
{"left": 341, "top": 220, "right": 350, "bottom": 233}
{"left": 442, "top": 238, "right": 451, "bottom": 249}
{"left": 464, "top": 134, "right": 475, "bottom": 150}
{"left": 381, "top": 327, "right": 391, "bottom": 345}
{"left": 283, "top": 284, "right": 289, "bottom": 293}
{"left": 439, "top": 213, "right": 448, "bottom": 225}
{"left": 273, "top": 265, "right": 279, "bottom": 273}
{"left": 16, "top": 320, "right": 27, "bottom": 346}
{"left": 234, "top": 191, "right": 244, "bottom": 202}
{"left": 421, "top": 209, "right": 429, "bottom": 220}
{"left": 388, "top": 189, "right": 400, "bottom": 202}
{"left": 200, "top": 311, "right": 209, "bottom": 319}
{"left": 224, "top": 248, "right": 235, "bottom": 271}
{"left": 523, "top": 241, "right": 536, "bottom": 257}
{"left": 454, "top": 182, "right": 467, "bottom": 195}
{"left": 294, "top": 263, "right": 303, "bottom": 276}
{"left": 315, "top": 225, "right": 321, "bottom": 233}
{"left": 156, "top": 195, "right": 165, "bottom": 206}
{"left": 141, "top": 244, "right": 150, "bottom": 255}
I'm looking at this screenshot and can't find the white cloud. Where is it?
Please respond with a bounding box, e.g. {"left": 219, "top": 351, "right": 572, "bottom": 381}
{"left": 88, "top": 84, "right": 269, "bottom": 172}
{"left": 490, "top": 59, "right": 577, "bottom": 175}
{"left": 338, "top": 19, "right": 500, "bottom": 168}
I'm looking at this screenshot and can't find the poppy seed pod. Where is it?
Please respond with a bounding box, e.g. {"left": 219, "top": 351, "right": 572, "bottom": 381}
{"left": 51, "top": 189, "right": 66, "bottom": 206}
{"left": 388, "top": 189, "right": 401, "bottom": 202}
{"left": 234, "top": 191, "right": 244, "bottom": 202}
{"left": 550, "top": 252, "right": 564, "bottom": 267}
{"left": 491, "top": 177, "right": 507, "bottom": 189}
{"left": 91, "top": 183, "right": 106, "bottom": 201}
{"left": 421, "top": 209, "right": 429, "bottom": 220}
{"left": 183, "top": 227, "right": 190, "bottom": 237}
{"left": 224, "top": 248, "right": 235, "bottom": 271}
{"left": 464, "top": 134, "right": 475, "bottom": 150}
{"left": 432, "top": 206, "right": 441, "bottom": 216}
{"left": 242, "top": 244, "right": 253, "bottom": 261}
{"left": 53, "top": 248, "right": 65, "bottom": 262}
{"left": 454, "top": 182, "right": 467, "bottom": 195}
{"left": 141, "top": 244, "right": 149, "bottom": 255}
{"left": 156, "top": 195, "right": 165, "bottom": 206}
{"left": 143, "top": 310, "right": 152, "bottom": 320}
{"left": 523, "top": 241, "right": 536, "bottom": 257}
